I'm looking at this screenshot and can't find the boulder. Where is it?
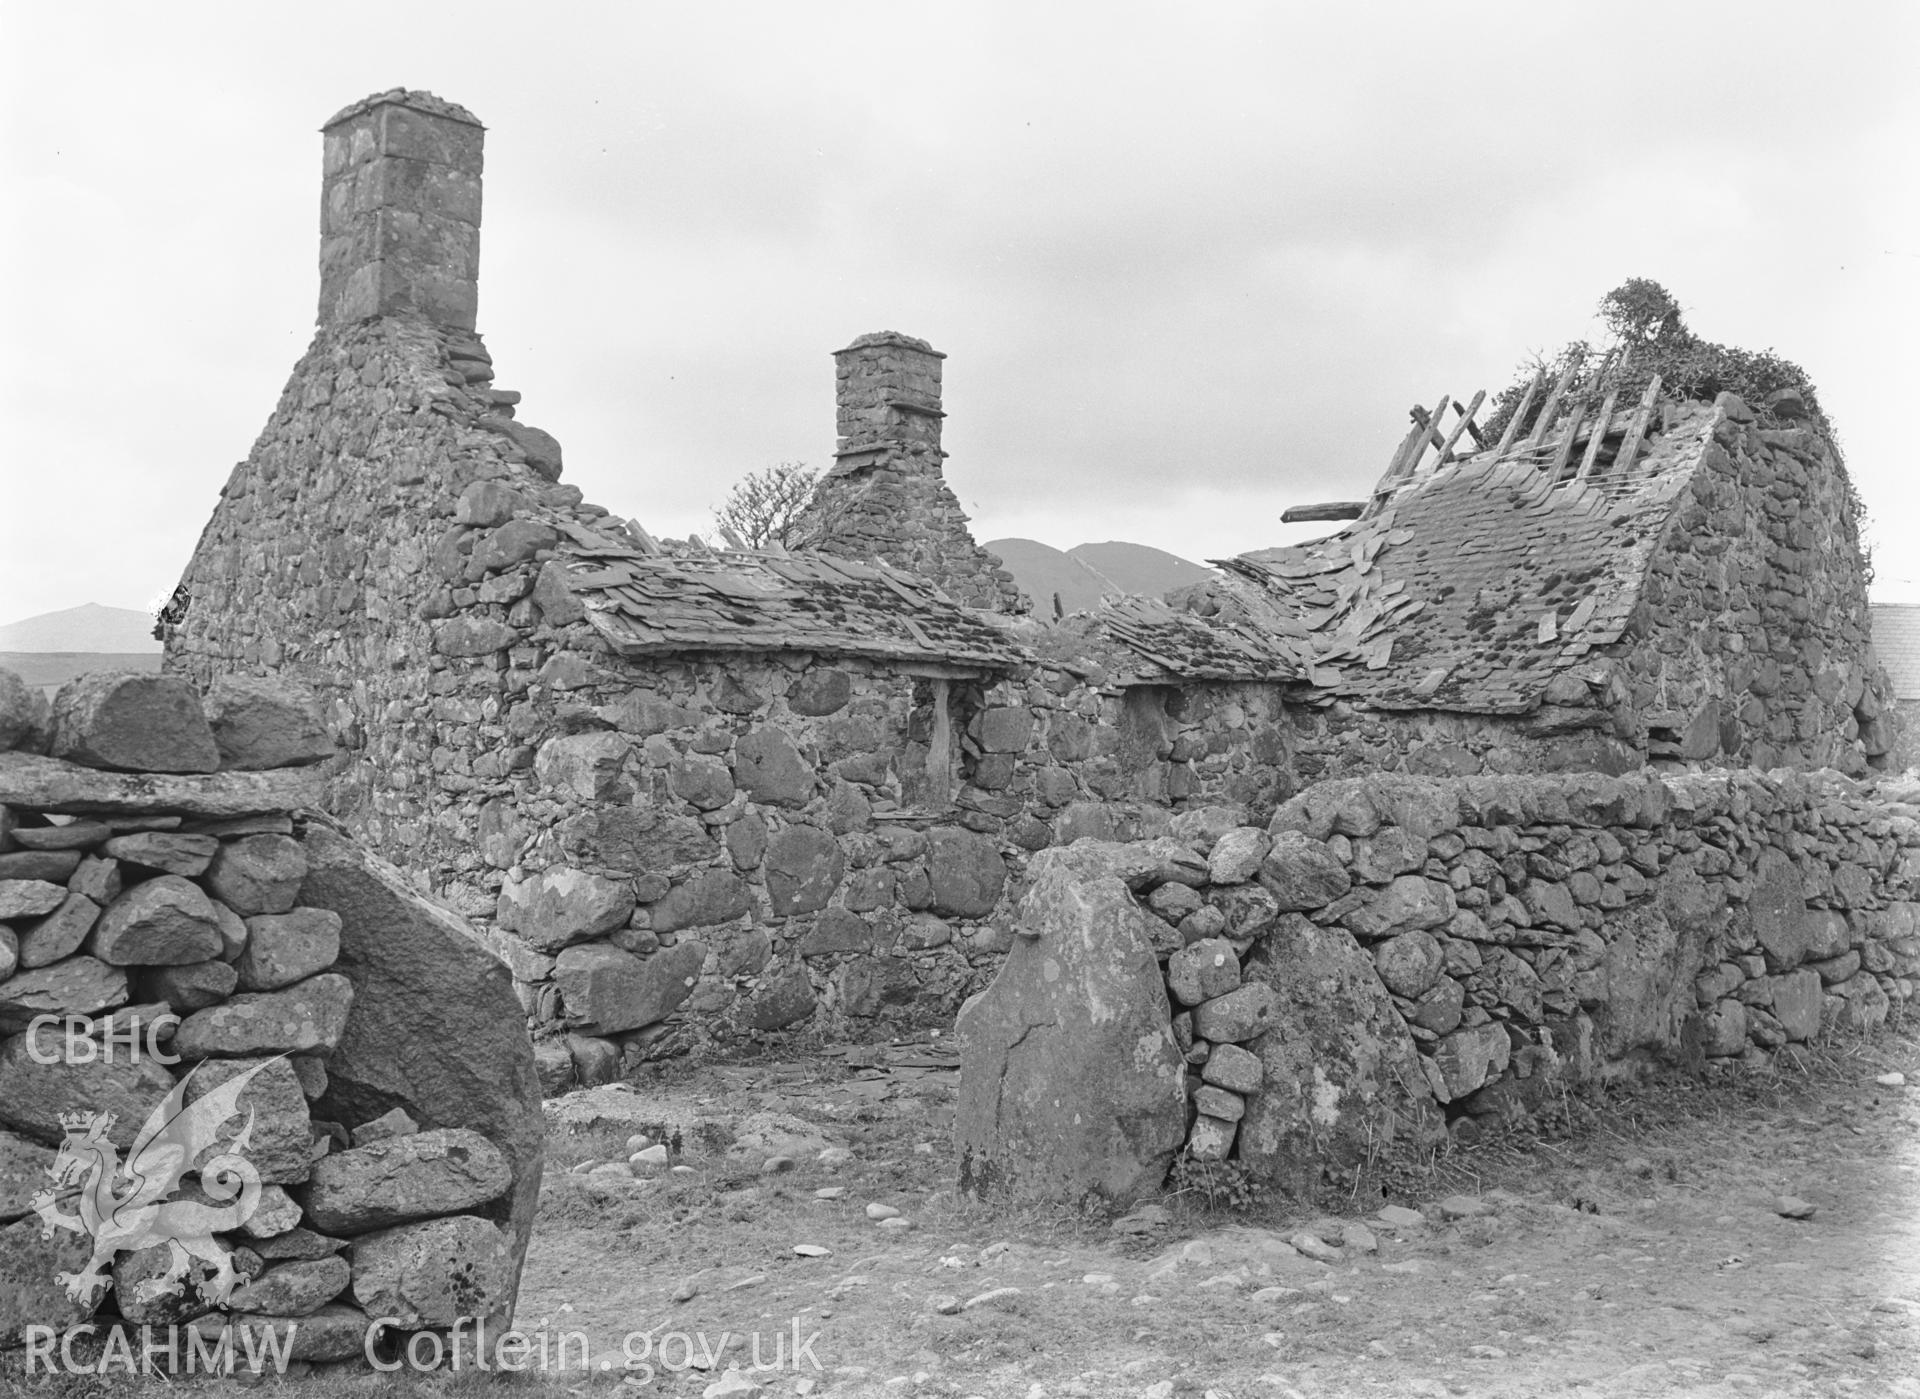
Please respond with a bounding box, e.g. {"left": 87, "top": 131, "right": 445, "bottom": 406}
{"left": 305, "top": 1128, "right": 511, "bottom": 1234}
{"left": 1769, "top": 968, "right": 1824, "bottom": 1042}
{"left": 742, "top": 964, "right": 817, "bottom": 1030}
{"left": 296, "top": 826, "right": 543, "bottom": 1324}
{"left": 89, "top": 875, "right": 226, "bottom": 965}
{"left": 0, "top": 955, "right": 128, "bottom": 1032}
{"left": 349, "top": 1214, "right": 514, "bottom": 1329}
{"left": 0, "top": 880, "right": 67, "bottom": 920}
{"left": 1191, "top": 982, "right": 1278, "bottom": 1042}
{"left": 787, "top": 668, "right": 852, "bottom": 717}
{"left": 668, "top": 753, "right": 735, "bottom": 810}
{"left": 553, "top": 940, "right": 706, "bottom": 1035}
{"left": 764, "top": 827, "right": 845, "bottom": 916}
{"left": 1166, "top": 938, "right": 1242, "bottom": 1007}
{"left": 927, "top": 828, "right": 1007, "bottom": 918}
{"left": 496, "top": 865, "right": 636, "bottom": 952}
{"left": 1207, "top": 828, "right": 1272, "bottom": 885}
{"left": 649, "top": 868, "right": 754, "bottom": 932}
{"left": 1232, "top": 915, "right": 1443, "bottom": 1194}
{"left": 204, "top": 834, "right": 308, "bottom": 915}
{"left": 534, "top": 732, "right": 633, "bottom": 802}
{"left": 0, "top": 668, "right": 52, "bottom": 754}
{"left": 1430, "top": 1022, "right": 1512, "bottom": 1098}
{"left": 0, "top": 1127, "right": 56, "bottom": 1225}
{"left": 957, "top": 846, "right": 1187, "bottom": 1207}
{"left": 50, "top": 671, "right": 220, "bottom": 774}
{"left": 224, "top": 1302, "right": 370, "bottom": 1361}
{"left": 0, "top": 1034, "right": 176, "bottom": 1147}
{"left": 171, "top": 973, "right": 355, "bottom": 1057}
{"left": 236, "top": 907, "right": 342, "bottom": 991}
{"left": 560, "top": 804, "right": 717, "bottom": 873}
{"left": 1258, "top": 831, "right": 1351, "bottom": 910}
{"left": 0, "top": 1214, "right": 96, "bottom": 1345}
{"left": 227, "top": 1255, "right": 351, "bottom": 1317}
{"left": 1342, "top": 875, "right": 1456, "bottom": 939}
{"left": 1745, "top": 850, "right": 1816, "bottom": 970}
{"left": 799, "top": 908, "right": 874, "bottom": 956}
{"left": 181, "top": 1056, "right": 314, "bottom": 1184}
{"left": 1374, "top": 931, "right": 1445, "bottom": 999}
{"left": 733, "top": 728, "right": 815, "bottom": 807}
{"left": 99, "top": 831, "right": 218, "bottom": 876}
{"left": 202, "top": 675, "right": 336, "bottom": 770}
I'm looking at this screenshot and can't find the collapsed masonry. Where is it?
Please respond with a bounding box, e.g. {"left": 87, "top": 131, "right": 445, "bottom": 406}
{"left": 159, "top": 90, "right": 1899, "bottom": 1097}
{"left": 0, "top": 669, "right": 542, "bottom": 1357}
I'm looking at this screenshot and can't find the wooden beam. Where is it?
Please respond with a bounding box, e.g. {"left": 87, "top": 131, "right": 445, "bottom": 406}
{"left": 1492, "top": 371, "right": 1543, "bottom": 457}
{"left": 1526, "top": 361, "right": 1582, "bottom": 447}
{"left": 1612, "top": 374, "right": 1664, "bottom": 475}
{"left": 1434, "top": 389, "right": 1487, "bottom": 465}
{"left": 1543, "top": 392, "right": 1591, "bottom": 487}
{"left": 1402, "top": 395, "right": 1451, "bottom": 476}
{"left": 1574, "top": 381, "right": 1625, "bottom": 480}
{"left": 1281, "top": 501, "right": 1368, "bottom": 523}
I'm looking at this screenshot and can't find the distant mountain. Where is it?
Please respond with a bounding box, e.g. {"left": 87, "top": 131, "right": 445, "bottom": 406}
{"left": 983, "top": 539, "right": 1215, "bottom": 619}
{"left": 0, "top": 603, "right": 162, "bottom": 653}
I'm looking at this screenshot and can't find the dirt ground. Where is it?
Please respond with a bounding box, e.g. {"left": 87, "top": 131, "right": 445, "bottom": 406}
{"left": 7, "top": 1024, "right": 1917, "bottom": 1399}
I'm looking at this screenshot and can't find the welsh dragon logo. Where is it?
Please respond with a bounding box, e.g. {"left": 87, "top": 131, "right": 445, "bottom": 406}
{"left": 31, "top": 1059, "right": 280, "bottom": 1308}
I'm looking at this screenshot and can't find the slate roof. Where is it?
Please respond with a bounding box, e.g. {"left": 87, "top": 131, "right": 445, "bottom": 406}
{"left": 1085, "top": 595, "right": 1304, "bottom": 685}
{"left": 1872, "top": 605, "right": 1920, "bottom": 700}
{"left": 547, "top": 517, "right": 1024, "bottom": 671}
{"left": 1175, "top": 400, "right": 1720, "bottom": 712}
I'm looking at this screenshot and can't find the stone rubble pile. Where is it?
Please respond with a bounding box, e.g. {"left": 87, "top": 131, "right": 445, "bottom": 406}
{"left": 959, "top": 767, "right": 1919, "bottom": 1205}
{"left": 0, "top": 667, "right": 542, "bottom": 1366}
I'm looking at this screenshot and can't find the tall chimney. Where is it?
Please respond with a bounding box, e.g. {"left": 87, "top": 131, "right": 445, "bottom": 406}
{"left": 317, "top": 90, "right": 484, "bottom": 330}
{"left": 833, "top": 331, "right": 946, "bottom": 463}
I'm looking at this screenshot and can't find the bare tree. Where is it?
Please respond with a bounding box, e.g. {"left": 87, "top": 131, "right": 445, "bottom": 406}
{"left": 713, "top": 461, "right": 819, "bottom": 549}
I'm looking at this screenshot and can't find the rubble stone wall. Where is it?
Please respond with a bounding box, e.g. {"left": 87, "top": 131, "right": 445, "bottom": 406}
{"left": 0, "top": 669, "right": 542, "bottom": 1361}
{"left": 959, "top": 765, "right": 1917, "bottom": 1206}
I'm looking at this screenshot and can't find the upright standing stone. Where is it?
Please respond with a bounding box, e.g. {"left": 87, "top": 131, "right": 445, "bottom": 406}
{"left": 956, "top": 845, "right": 1186, "bottom": 1206}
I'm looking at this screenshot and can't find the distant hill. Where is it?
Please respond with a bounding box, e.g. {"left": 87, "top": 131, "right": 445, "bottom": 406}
{"left": 0, "top": 603, "right": 161, "bottom": 653}
{"left": 0, "top": 652, "right": 164, "bottom": 700}
{"left": 983, "top": 540, "right": 1215, "bottom": 619}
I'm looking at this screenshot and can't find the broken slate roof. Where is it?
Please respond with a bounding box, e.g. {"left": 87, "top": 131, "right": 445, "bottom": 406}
{"left": 1872, "top": 605, "right": 1920, "bottom": 701}
{"left": 550, "top": 518, "right": 1024, "bottom": 671}
{"left": 1194, "top": 400, "right": 1720, "bottom": 713}
{"left": 1083, "top": 594, "right": 1305, "bottom": 685}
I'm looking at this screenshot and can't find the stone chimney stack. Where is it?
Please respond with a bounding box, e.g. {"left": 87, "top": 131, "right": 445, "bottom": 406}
{"left": 318, "top": 90, "right": 484, "bottom": 330}
{"left": 833, "top": 332, "right": 946, "bottom": 462}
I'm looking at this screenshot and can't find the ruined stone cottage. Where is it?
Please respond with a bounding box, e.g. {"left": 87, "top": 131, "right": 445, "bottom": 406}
{"left": 161, "top": 90, "right": 1897, "bottom": 1087}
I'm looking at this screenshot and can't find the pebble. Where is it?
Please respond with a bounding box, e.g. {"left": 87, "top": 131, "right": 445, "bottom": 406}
{"left": 879, "top": 1216, "right": 912, "bottom": 1231}
{"left": 722, "top": 1274, "right": 766, "bottom": 1292}
{"left": 672, "top": 1164, "right": 698, "bottom": 1176}
{"left": 633, "top": 1144, "right": 669, "bottom": 1167}
{"left": 1288, "top": 1230, "right": 1342, "bottom": 1263}
{"left": 1876, "top": 1071, "right": 1906, "bottom": 1087}
{"left": 1377, "top": 1205, "right": 1426, "bottom": 1228}
{"left": 817, "top": 1146, "right": 853, "bottom": 1168}
{"left": 866, "top": 1202, "right": 902, "bottom": 1220}
{"left": 929, "top": 1294, "right": 962, "bottom": 1315}
{"left": 1467, "top": 1345, "right": 1507, "bottom": 1359}
{"left": 762, "top": 1155, "right": 795, "bottom": 1173}
{"left": 626, "top": 1133, "right": 652, "bottom": 1153}
{"left": 570, "top": 1159, "right": 600, "bottom": 1175}
{"left": 1435, "top": 1195, "right": 1491, "bottom": 1219}
{"left": 1774, "top": 1196, "right": 1818, "bottom": 1220}
{"left": 1251, "top": 1286, "right": 1302, "bottom": 1303}
{"left": 1143, "top": 1384, "right": 1174, "bottom": 1399}
{"left": 671, "top": 1279, "right": 700, "bottom": 1303}
{"left": 963, "top": 1287, "right": 1022, "bottom": 1310}
{"left": 815, "top": 1186, "right": 848, "bottom": 1200}
{"left": 793, "top": 1244, "right": 832, "bottom": 1258}
{"left": 1343, "top": 1222, "right": 1379, "bottom": 1254}
{"left": 703, "top": 1370, "right": 761, "bottom": 1398}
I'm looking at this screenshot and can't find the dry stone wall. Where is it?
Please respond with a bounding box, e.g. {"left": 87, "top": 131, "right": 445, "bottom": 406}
{"left": 0, "top": 668, "right": 542, "bottom": 1364}
{"left": 958, "top": 766, "right": 1917, "bottom": 1206}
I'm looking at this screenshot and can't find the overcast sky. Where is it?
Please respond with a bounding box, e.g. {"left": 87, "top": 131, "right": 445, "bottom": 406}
{"left": 4, "top": 2, "right": 1917, "bottom": 630}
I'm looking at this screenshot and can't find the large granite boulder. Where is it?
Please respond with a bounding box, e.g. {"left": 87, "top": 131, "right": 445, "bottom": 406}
{"left": 296, "top": 826, "right": 543, "bottom": 1326}
{"left": 202, "top": 675, "right": 337, "bottom": 771}
{"left": 956, "top": 845, "right": 1186, "bottom": 1207}
{"left": 1236, "top": 917, "right": 1443, "bottom": 1195}
{"left": 49, "top": 671, "right": 220, "bottom": 774}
